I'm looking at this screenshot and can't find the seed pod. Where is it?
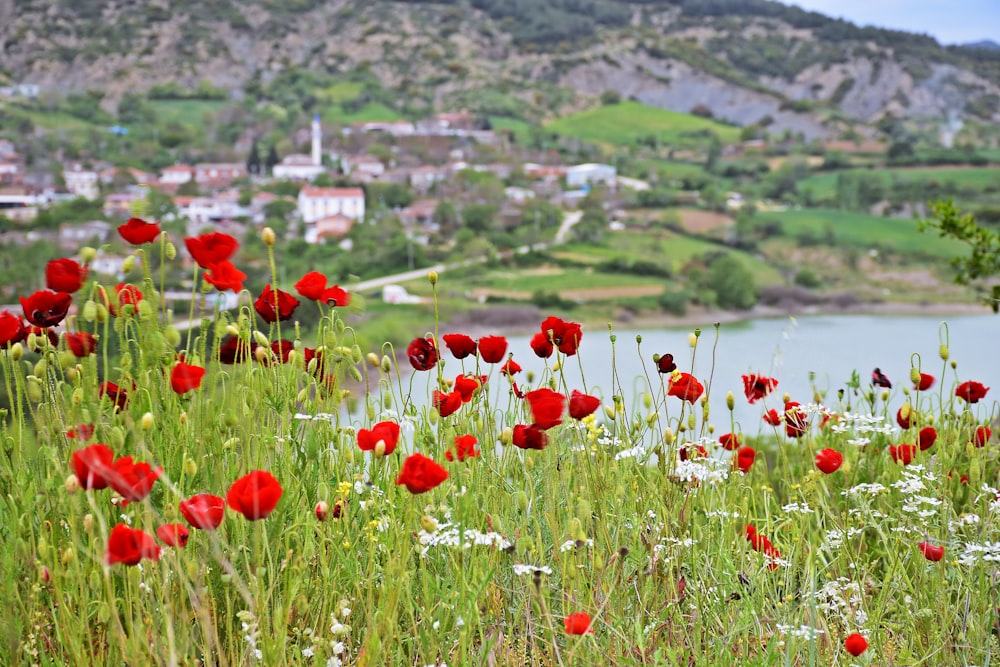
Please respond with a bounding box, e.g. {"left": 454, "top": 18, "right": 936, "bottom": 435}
{"left": 9, "top": 342, "right": 23, "bottom": 361}
{"left": 939, "top": 344, "right": 949, "bottom": 361}
{"left": 261, "top": 227, "right": 276, "bottom": 246}
{"left": 420, "top": 515, "right": 438, "bottom": 533}
{"left": 165, "top": 242, "right": 177, "bottom": 260}
{"left": 428, "top": 271, "right": 439, "bottom": 285}
{"left": 726, "top": 391, "right": 735, "bottom": 411}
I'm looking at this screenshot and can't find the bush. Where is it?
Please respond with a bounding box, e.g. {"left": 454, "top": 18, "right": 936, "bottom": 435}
{"left": 794, "top": 268, "right": 823, "bottom": 289}
{"left": 658, "top": 288, "right": 689, "bottom": 315}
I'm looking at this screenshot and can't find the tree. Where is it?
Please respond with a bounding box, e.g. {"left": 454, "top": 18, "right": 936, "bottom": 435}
{"left": 920, "top": 200, "right": 1000, "bottom": 311}
{"left": 707, "top": 254, "right": 758, "bottom": 310}
{"left": 247, "top": 140, "right": 262, "bottom": 176}
{"left": 265, "top": 146, "right": 280, "bottom": 175}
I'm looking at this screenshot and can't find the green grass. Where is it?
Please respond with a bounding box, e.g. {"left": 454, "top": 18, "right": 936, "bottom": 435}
{"left": 149, "top": 99, "right": 226, "bottom": 127}
{"left": 322, "top": 102, "right": 402, "bottom": 124}
{"left": 764, "top": 208, "right": 967, "bottom": 258}
{"left": 799, "top": 166, "right": 1000, "bottom": 200}
{"left": 319, "top": 81, "right": 365, "bottom": 104}
{"left": 490, "top": 116, "right": 534, "bottom": 145}
{"left": 547, "top": 101, "right": 742, "bottom": 148}
{"left": 468, "top": 268, "right": 665, "bottom": 293}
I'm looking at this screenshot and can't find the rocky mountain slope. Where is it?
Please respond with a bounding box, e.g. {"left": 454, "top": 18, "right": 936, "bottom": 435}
{"left": 1, "top": 0, "right": 997, "bottom": 139}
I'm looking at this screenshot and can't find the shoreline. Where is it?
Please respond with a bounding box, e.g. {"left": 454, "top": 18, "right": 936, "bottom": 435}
{"left": 445, "top": 300, "right": 994, "bottom": 338}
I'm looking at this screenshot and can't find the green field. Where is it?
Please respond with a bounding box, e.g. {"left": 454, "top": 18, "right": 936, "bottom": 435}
{"left": 149, "top": 100, "right": 226, "bottom": 127}
{"left": 321, "top": 102, "right": 402, "bottom": 124}
{"left": 320, "top": 81, "right": 365, "bottom": 104}
{"left": 490, "top": 116, "right": 534, "bottom": 145}
{"left": 764, "top": 208, "right": 967, "bottom": 258}
{"left": 547, "top": 101, "right": 742, "bottom": 148}
{"left": 556, "top": 229, "right": 784, "bottom": 285}
{"left": 799, "top": 166, "right": 1000, "bottom": 200}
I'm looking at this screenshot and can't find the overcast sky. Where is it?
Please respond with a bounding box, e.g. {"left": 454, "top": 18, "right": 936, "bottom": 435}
{"left": 789, "top": 0, "right": 999, "bottom": 44}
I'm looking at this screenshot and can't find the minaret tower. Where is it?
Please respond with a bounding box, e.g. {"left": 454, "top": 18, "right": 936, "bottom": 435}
{"left": 311, "top": 113, "right": 322, "bottom": 166}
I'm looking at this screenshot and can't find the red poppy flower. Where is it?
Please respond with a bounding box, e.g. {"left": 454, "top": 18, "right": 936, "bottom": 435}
{"left": 569, "top": 390, "right": 601, "bottom": 420}
{"left": 445, "top": 434, "right": 480, "bottom": 462}
{"left": 315, "top": 501, "right": 331, "bottom": 521}
{"left": 478, "top": 335, "right": 508, "bottom": 363}
{"left": 871, "top": 367, "right": 892, "bottom": 389}
{"left": 171, "top": 362, "right": 206, "bottom": 395}
{"left": 815, "top": 448, "right": 843, "bottom": 474}
{"left": 844, "top": 633, "right": 868, "bottom": 657}
{"left": 513, "top": 423, "right": 549, "bottom": 450}
{"left": 21, "top": 290, "right": 72, "bottom": 328}
{"left": 185, "top": 232, "right": 238, "bottom": 269}
{"left": 254, "top": 285, "right": 299, "bottom": 323}
{"left": 678, "top": 442, "right": 707, "bottom": 461}
{"left": 270, "top": 340, "right": 294, "bottom": 364}
{"left": 974, "top": 426, "right": 992, "bottom": 447}
{"left": 65, "top": 332, "right": 96, "bottom": 357}
{"left": 530, "top": 331, "right": 554, "bottom": 358}
{"left": 454, "top": 374, "right": 482, "bottom": 402}
{"left": 109, "top": 456, "right": 162, "bottom": 503}
{"left": 896, "top": 405, "right": 912, "bottom": 429}
{"left": 66, "top": 424, "right": 95, "bottom": 441}
{"left": 763, "top": 408, "right": 781, "bottom": 426}
{"left": 914, "top": 373, "right": 935, "bottom": 391}
{"left": 784, "top": 401, "right": 808, "bottom": 438}
{"left": 357, "top": 421, "right": 401, "bottom": 456}
{"left": 433, "top": 390, "right": 463, "bottom": 417}
{"left": 539, "top": 316, "right": 582, "bottom": 356}
{"left": 735, "top": 446, "right": 756, "bottom": 473}
{"left": 320, "top": 285, "right": 350, "bottom": 307}
{"left": 179, "top": 493, "right": 225, "bottom": 530}
{"left": 294, "top": 271, "right": 327, "bottom": 300}
{"left": 407, "top": 336, "right": 439, "bottom": 371}
{"left": 742, "top": 373, "right": 777, "bottom": 403}
{"left": 443, "top": 333, "right": 477, "bottom": 359}
{"left": 71, "top": 443, "right": 115, "bottom": 490}
{"left": 956, "top": 381, "right": 989, "bottom": 404}
{"left": 918, "top": 541, "right": 944, "bottom": 562}
{"left": 45, "top": 258, "right": 88, "bottom": 293}
{"left": 656, "top": 353, "right": 677, "bottom": 374}
{"left": 118, "top": 217, "right": 161, "bottom": 245}
{"left": 668, "top": 372, "right": 704, "bottom": 403}
{"left": 106, "top": 523, "right": 161, "bottom": 566}
{"left": 524, "top": 388, "right": 565, "bottom": 429}
{"left": 0, "top": 311, "right": 25, "bottom": 347}
{"left": 745, "top": 525, "right": 773, "bottom": 552}
{"left": 99, "top": 381, "right": 130, "bottom": 411}
{"left": 227, "top": 470, "right": 283, "bottom": 520}
{"left": 889, "top": 443, "right": 917, "bottom": 465}
{"left": 918, "top": 426, "right": 937, "bottom": 451}
{"left": 564, "top": 612, "right": 594, "bottom": 635}
{"left": 219, "top": 336, "right": 252, "bottom": 364}
{"left": 103, "top": 283, "right": 143, "bottom": 317}
{"left": 500, "top": 358, "right": 522, "bottom": 376}
{"left": 719, "top": 433, "right": 740, "bottom": 451}
{"left": 156, "top": 523, "right": 190, "bottom": 548}
{"left": 395, "top": 453, "right": 449, "bottom": 494}
{"left": 203, "top": 261, "right": 246, "bottom": 293}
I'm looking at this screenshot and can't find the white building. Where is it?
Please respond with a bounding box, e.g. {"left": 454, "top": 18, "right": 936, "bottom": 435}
{"left": 272, "top": 154, "right": 326, "bottom": 181}
{"left": 194, "top": 163, "right": 246, "bottom": 187}
{"left": 63, "top": 164, "right": 100, "bottom": 199}
{"left": 341, "top": 155, "right": 385, "bottom": 180}
{"left": 297, "top": 187, "right": 366, "bottom": 224}
{"left": 566, "top": 163, "right": 617, "bottom": 189}
{"left": 304, "top": 214, "right": 355, "bottom": 244}
{"left": 160, "top": 164, "right": 195, "bottom": 185}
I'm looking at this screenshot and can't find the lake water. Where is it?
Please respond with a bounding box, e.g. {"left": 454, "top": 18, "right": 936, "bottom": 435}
{"left": 404, "top": 314, "right": 999, "bottom": 435}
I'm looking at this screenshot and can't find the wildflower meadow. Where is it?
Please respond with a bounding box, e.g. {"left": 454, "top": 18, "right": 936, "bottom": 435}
{"left": 2, "top": 220, "right": 999, "bottom": 666}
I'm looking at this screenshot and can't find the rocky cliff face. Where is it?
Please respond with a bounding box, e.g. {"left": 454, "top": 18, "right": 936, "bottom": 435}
{"left": 1, "top": 0, "right": 996, "bottom": 137}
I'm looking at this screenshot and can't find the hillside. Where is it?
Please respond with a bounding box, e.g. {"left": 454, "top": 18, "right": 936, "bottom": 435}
{"left": 1, "top": 0, "right": 999, "bottom": 139}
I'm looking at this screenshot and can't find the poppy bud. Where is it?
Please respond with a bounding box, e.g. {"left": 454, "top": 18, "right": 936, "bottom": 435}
{"left": 553, "top": 361, "right": 561, "bottom": 372}
{"left": 71, "top": 387, "right": 84, "bottom": 405}
{"left": 687, "top": 413, "right": 696, "bottom": 430}
{"left": 663, "top": 428, "right": 674, "bottom": 445}
{"left": 500, "top": 427, "right": 513, "bottom": 446}
{"left": 881, "top": 389, "right": 889, "bottom": 402}
{"left": 179, "top": 411, "right": 188, "bottom": 425}
{"left": 604, "top": 405, "right": 616, "bottom": 421}
{"left": 420, "top": 515, "right": 438, "bottom": 533}
{"left": 950, "top": 360, "right": 957, "bottom": 369}
{"left": 83, "top": 514, "right": 94, "bottom": 533}
{"left": 82, "top": 300, "right": 97, "bottom": 322}
{"left": 253, "top": 331, "right": 270, "bottom": 347}
{"left": 707, "top": 424, "right": 715, "bottom": 434}
{"left": 516, "top": 491, "right": 529, "bottom": 512}
{"left": 374, "top": 440, "right": 387, "bottom": 457}
{"left": 96, "top": 303, "right": 109, "bottom": 322}
{"left": 65, "top": 474, "right": 80, "bottom": 494}
{"left": 109, "top": 427, "right": 125, "bottom": 449}
{"left": 688, "top": 332, "right": 697, "bottom": 347}
{"left": 726, "top": 391, "right": 735, "bottom": 411}
{"left": 80, "top": 246, "right": 97, "bottom": 263}
{"left": 33, "top": 359, "right": 47, "bottom": 377}
{"left": 646, "top": 412, "right": 658, "bottom": 426}
{"left": 9, "top": 342, "right": 23, "bottom": 361}
{"left": 910, "top": 367, "right": 921, "bottom": 385}
{"left": 428, "top": 270, "right": 438, "bottom": 285}
{"left": 165, "top": 242, "right": 177, "bottom": 260}
{"left": 939, "top": 344, "right": 949, "bottom": 361}
{"left": 315, "top": 501, "right": 330, "bottom": 521}
{"left": 643, "top": 392, "right": 652, "bottom": 409}
{"left": 26, "top": 376, "right": 43, "bottom": 403}
{"left": 121, "top": 256, "right": 136, "bottom": 273}
{"left": 577, "top": 499, "right": 592, "bottom": 524}
{"left": 381, "top": 355, "right": 392, "bottom": 372}
{"left": 366, "top": 352, "right": 379, "bottom": 367}
{"left": 254, "top": 347, "right": 269, "bottom": 363}
{"left": 184, "top": 457, "right": 197, "bottom": 476}
{"left": 348, "top": 365, "right": 363, "bottom": 383}
{"left": 61, "top": 547, "right": 74, "bottom": 566}
{"left": 635, "top": 334, "right": 642, "bottom": 344}
{"left": 261, "top": 227, "right": 276, "bottom": 246}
